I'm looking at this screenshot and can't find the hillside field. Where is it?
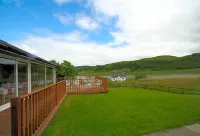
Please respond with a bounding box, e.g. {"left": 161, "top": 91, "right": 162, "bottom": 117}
{"left": 78, "top": 68, "right": 200, "bottom": 76}
{"left": 77, "top": 53, "right": 200, "bottom": 76}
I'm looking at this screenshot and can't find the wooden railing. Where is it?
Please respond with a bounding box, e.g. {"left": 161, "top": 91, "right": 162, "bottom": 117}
{"left": 67, "top": 76, "right": 108, "bottom": 94}
{"left": 10, "top": 80, "right": 66, "bottom": 136}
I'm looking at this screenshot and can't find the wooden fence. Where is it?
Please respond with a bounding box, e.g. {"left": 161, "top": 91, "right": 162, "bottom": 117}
{"left": 67, "top": 76, "right": 108, "bottom": 94}
{"left": 10, "top": 80, "right": 66, "bottom": 136}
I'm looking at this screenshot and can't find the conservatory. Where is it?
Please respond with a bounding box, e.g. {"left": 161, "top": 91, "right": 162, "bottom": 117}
{"left": 0, "top": 40, "right": 57, "bottom": 112}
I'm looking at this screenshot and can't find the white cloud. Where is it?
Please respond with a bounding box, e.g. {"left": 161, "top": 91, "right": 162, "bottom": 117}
{"left": 54, "top": 0, "right": 71, "bottom": 5}
{"left": 53, "top": 12, "right": 73, "bottom": 25}
{"left": 13, "top": 30, "right": 199, "bottom": 66}
{"left": 54, "top": 0, "right": 82, "bottom": 5}
{"left": 75, "top": 14, "right": 99, "bottom": 30}
{"left": 49, "top": 31, "right": 88, "bottom": 42}
{"left": 54, "top": 12, "right": 100, "bottom": 31}
{"left": 17, "top": 44, "right": 37, "bottom": 54}
{"left": 89, "top": 0, "right": 200, "bottom": 46}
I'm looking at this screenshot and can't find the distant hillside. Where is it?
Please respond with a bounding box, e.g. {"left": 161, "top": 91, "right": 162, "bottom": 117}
{"left": 76, "top": 53, "right": 200, "bottom": 73}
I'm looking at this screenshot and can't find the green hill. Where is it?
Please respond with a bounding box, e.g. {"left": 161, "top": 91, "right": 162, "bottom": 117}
{"left": 76, "top": 53, "right": 200, "bottom": 75}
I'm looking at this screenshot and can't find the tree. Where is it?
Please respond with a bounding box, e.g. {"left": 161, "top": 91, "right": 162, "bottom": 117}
{"left": 60, "top": 60, "right": 77, "bottom": 77}
{"left": 50, "top": 60, "right": 60, "bottom": 66}
{"left": 49, "top": 60, "right": 63, "bottom": 77}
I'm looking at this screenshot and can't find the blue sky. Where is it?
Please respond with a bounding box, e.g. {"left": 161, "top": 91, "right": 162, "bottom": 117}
{"left": 0, "top": 0, "right": 200, "bottom": 66}
{"left": 0, "top": 0, "right": 114, "bottom": 43}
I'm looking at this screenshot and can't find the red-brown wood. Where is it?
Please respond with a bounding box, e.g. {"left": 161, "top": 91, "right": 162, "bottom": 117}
{"left": 66, "top": 77, "right": 108, "bottom": 94}
{"left": 10, "top": 80, "right": 67, "bottom": 136}
{"left": 11, "top": 98, "right": 21, "bottom": 136}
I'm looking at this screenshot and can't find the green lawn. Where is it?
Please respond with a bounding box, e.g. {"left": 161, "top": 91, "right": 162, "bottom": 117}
{"left": 43, "top": 88, "right": 200, "bottom": 136}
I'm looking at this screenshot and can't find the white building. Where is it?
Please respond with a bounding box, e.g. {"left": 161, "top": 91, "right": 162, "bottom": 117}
{"left": 111, "top": 73, "right": 126, "bottom": 81}
{"left": 0, "top": 40, "right": 57, "bottom": 112}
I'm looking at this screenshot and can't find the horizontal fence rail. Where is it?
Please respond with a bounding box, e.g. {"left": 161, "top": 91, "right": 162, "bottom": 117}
{"left": 66, "top": 76, "right": 108, "bottom": 94}
{"left": 109, "top": 82, "right": 200, "bottom": 95}
{"left": 10, "top": 80, "right": 67, "bottom": 136}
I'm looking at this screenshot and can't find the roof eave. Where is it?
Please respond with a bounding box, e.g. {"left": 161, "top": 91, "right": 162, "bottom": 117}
{"left": 0, "top": 40, "right": 57, "bottom": 67}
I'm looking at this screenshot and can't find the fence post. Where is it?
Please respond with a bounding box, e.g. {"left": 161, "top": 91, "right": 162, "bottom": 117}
{"left": 105, "top": 78, "right": 108, "bottom": 91}
{"left": 182, "top": 88, "right": 184, "bottom": 94}
{"left": 64, "top": 80, "right": 67, "bottom": 94}
{"left": 11, "top": 97, "right": 21, "bottom": 136}
{"left": 56, "top": 83, "right": 58, "bottom": 105}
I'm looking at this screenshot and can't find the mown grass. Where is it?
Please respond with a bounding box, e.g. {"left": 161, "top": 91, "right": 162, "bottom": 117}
{"left": 78, "top": 68, "right": 200, "bottom": 76}
{"left": 43, "top": 88, "right": 200, "bottom": 136}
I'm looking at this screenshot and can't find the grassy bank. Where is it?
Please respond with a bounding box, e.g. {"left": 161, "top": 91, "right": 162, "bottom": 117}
{"left": 43, "top": 88, "right": 200, "bottom": 136}
{"left": 108, "top": 77, "right": 200, "bottom": 95}
{"left": 133, "top": 77, "right": 200, "bottom": 89}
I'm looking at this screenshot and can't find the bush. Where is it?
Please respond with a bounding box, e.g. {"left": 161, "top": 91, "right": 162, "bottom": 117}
{"left": 135, "top": 74, "right": 146, "bottom": 80}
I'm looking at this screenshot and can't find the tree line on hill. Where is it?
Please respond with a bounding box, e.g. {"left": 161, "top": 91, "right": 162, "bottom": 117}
{"left": 76, "top": 53, "right": 200, "bottom": 72}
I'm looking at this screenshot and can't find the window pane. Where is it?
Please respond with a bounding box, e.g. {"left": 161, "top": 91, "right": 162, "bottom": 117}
{"left": 18, "top": 62, "right": 28, "bottom": 96}
{"left": 46, "top": 67, "right": 53, "bottom": 86}
{"left": 0, "top": 58, "right": 16, "bottom": 106}
{"left": 31, "top": 63, "right": 45, "bottom": 92}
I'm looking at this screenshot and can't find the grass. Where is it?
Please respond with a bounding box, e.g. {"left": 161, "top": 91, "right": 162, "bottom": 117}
{"left": 108, "top": 76, "right": 200, "bottom": 89}
{"left": 43, "top": 88, "right": 200, "bottom": 136}
{"left": 78, "top": 68, "right": 200, "bottom": 76}
{"left": 133, "top": 77, "right": 200, "bottom": 89}
{"left": 108, "top": 77, "right": 200, "bottom": 95}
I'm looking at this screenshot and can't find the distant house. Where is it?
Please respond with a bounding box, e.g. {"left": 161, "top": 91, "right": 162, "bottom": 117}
{"left": 111, "top": 73, "right": 126, "bottom": 81}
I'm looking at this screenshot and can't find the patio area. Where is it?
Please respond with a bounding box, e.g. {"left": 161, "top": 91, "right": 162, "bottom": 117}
{"left": 0, "top": 108, "right": 11, "bottom": 136}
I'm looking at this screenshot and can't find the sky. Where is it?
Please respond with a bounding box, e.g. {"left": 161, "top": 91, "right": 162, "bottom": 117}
{"left": 0, "top": 0, "right": 200, "bottom": 66}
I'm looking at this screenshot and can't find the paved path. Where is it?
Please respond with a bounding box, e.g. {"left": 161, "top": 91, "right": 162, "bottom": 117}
{"left": 0, "top": 108, "right": 11, "bottom": 136}
{"left": 143, "top": 124, "right": 200, "bottom": 136}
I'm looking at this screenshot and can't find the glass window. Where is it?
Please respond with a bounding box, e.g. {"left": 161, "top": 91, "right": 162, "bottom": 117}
{"left": 0, "top": 58, "right": 16, "bottom": 106}
{"left": 31, "top": 63, "right": 45, "bottom": 92}
{"left": 46, "top": 67, "right": 53, "bottom": 86}
{"left": 18, "top": 62, "right": 28, "bottom": 96}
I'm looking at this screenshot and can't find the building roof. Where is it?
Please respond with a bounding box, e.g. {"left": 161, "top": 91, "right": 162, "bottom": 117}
{"left": 0, "top": 40, "right": 57, "bottom": 67}
{"left": 111, "top": 72, "right": 126, "bottom": 78}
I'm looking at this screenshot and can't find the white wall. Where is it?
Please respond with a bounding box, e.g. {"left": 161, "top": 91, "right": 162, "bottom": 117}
{"left": 111, "top": 76, "right": 126, "bottom": 81}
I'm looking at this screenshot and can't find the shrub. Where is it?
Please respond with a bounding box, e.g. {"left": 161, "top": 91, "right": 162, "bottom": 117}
{"left": 135, "top": 74, "right": 146, "bottom": 80}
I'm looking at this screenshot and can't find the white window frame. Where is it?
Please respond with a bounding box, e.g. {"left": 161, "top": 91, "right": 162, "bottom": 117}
{"left": 53, "top": 67, "right": 56, "bottom": 84}
{"left": 15, "top": 61, "right": 18, "bottom": 97}
{"left": 28, "top": 61, "right": 31, "bottom": 93}
{"left": 45, "top": 65, "right": 47, "bottom": 86}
